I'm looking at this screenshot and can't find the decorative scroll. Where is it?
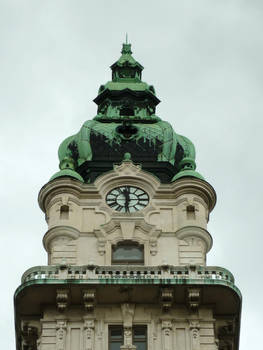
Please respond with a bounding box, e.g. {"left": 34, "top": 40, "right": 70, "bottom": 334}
{"left": 161, "top": 320, "right": 172, "bottom": 350}
{"left": 189, "top": 320, "right": 200, "bottom": 350}
{"left": 56, "top": 320, "right": 67, "bottom": 350}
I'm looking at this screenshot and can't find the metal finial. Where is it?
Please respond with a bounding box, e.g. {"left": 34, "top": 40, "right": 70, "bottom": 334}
{"left": 126, "top": 33, "right": 128, "bottom": 44}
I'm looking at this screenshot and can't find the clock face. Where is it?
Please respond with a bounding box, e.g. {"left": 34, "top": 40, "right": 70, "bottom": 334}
{"left": 106, "top": 186, "right": 149, "bottom": 213}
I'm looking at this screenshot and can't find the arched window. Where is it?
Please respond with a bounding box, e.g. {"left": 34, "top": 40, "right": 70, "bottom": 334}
{"left": 112, "top": 241, "right": 144, "bottom": 264}
{"left": 60, "top": 205, "right": 69, "bottom": 220}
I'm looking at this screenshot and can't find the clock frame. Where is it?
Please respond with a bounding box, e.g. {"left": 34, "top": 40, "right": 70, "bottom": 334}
{"left": 106, "top": 186, "right": 149, "bottom": 213}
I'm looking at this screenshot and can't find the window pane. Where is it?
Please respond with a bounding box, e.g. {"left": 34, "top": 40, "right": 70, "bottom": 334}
{"left": 109, "top": 342, "right": 122, "bottom": 350}
{"left": 134, "top": 343, "right": 146, "bottom": 350}
{"left": 110, "top": 328, "right": 122, "bottom": 339}
{"left": 133, "top": 326, "right": 146, "bottom": 339}
{"left": 112, "top": 243, "right": 144, "bottom": 263}
{"left": 133, "top": 326, "right": 147, "bottom": 350}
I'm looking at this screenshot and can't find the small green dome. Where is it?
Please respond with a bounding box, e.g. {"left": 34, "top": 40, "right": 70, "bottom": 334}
{"left": 50, "top": 169, "right": 84, "bottom": 182}
{"left": 171, "top": 169, "right": 205, "bottom": 182}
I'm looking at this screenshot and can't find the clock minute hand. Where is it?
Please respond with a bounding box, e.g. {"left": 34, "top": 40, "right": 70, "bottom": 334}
{"left": 123, "top": 188, "right": 130, "bottom": 212}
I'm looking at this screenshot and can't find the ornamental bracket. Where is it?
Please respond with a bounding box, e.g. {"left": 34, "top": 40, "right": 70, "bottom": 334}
{"left": 160, "top": 287, "right": 174, "bottom": 312}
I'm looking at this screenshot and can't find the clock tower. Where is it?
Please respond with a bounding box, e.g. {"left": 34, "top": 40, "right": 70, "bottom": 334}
{"left": 14, "top": 43, "right": 242, "bottom": 350}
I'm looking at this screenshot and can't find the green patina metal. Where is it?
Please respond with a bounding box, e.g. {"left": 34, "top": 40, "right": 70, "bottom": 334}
{"left": 51, "top": 42, "right": 200, "bottom": 183}
{"left": 58, "top": 120, "right": 195, "bottom": 166}
{"left": 14, "top": 277, "right": 242, "bottom": 301}
{"left": 172, "top": 169, "right": 204, "bottom": 182}
{"left": 50, "top": 169, "right": 84, "bottom": 182}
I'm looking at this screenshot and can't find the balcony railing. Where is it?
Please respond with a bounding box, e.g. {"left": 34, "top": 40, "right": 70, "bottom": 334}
{"left": 21, "top": 264, "right": 235, "bottom": 284}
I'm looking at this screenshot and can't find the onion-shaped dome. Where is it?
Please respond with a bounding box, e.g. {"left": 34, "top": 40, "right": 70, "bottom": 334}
{"left": 52, "top": 42, "right": 202, "bottom": 184}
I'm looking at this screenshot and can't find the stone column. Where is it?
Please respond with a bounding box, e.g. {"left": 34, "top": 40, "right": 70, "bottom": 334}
{"left": 161, "top": 320, "right": 173, "bottom": 350}
{"left": 83, "top": 319, "right": 95, "bottom": 350}
{"left": 56, "top": 320, "right": 67, "bottom": 350}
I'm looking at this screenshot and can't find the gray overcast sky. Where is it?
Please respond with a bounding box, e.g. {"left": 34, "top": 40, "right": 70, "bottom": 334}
{"left": 0, "top": 1, "right": 262, "bottom": 348}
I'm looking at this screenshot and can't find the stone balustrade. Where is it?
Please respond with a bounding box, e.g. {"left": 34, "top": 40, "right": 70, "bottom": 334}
{"left": 21, "top": 264, "right": 235, "bottom": 284}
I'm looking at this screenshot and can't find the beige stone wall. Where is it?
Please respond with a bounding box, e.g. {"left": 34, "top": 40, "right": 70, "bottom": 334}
{"left": 35, "top": 304, "right": 219, "bottom": 350}
{"left": 39, "top": 161, "right": 215, "bottom": 267}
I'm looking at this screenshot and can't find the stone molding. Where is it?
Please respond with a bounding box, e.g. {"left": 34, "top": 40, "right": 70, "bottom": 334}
{"left": 94, "top": 160, "right": 160, "bottom": 198}
{"left": 170, "top": 178, "right": 216, "bottom": 213}
{"left": 43, "top": 225, "right": 80, "bottom": 253}
{"left": 175, "top": 226, "right": 213, "bottom": 253}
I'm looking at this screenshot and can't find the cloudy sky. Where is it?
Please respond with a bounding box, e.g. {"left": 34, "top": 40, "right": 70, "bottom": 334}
{"left": 1, "top": 0, "right": 262, "bottom": 348}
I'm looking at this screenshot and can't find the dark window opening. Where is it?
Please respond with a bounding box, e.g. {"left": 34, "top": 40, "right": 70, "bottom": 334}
{"left": 120, "top": 107, "right": 134, "bottom": 117}
{"left": 186, "top": 205, "right": 195, "bottom": 220}
{"left": 116, "top": 122, "right": 137, "bottom": 139}
{"left": 112, "top": 241, "right": 144, "bottom": 264}
{"left": 60, "top": 205, "right": 69, "bottom": 220}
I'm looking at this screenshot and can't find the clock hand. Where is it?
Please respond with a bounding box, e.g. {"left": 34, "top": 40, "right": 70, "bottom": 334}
{"left": 123, "top": 187, "right": 130, "bottom": 212}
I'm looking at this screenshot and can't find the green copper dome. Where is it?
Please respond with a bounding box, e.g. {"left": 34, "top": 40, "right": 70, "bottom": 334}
{"left": 52, "top": 42, "right": 201, "bottom": 184}
{"left": 50, "top": 169, "right": 84, "bottom": 182}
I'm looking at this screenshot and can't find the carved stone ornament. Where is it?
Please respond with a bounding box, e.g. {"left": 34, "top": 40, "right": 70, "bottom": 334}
{"left": 84, "top": 319, "right": 95, "bottom": 350}
{"left": 161, "top": 320, "right": 173, "bottom": 350}
{"left": 187, "top": 288, "right": 201, "bottom": 310}
{"left": 121, "top": 303, "right": 135, "bottom": 327}
{"left": 189, "top": 320, "right": 200, "bottom": 350}
{"left": 150, "top": 239, "right": 158, "bottom": 256}
{"left": 56, "top": 320, "right": 67, "bottom": 350}
{"left": 83, "top": 289, "right": 96, "bottom": 312}
{"left": 56, "top": 289, "right": 69, "bottom": 312}
{"left": 120, "top": 327, "right": 136, "bottom": 350}
{"left": 21, "top": 323, "right": 38, "bottom": 350}
{"left": 120, "top": 304, "right": 136, "bottom": 350}
{"left": 97, "top": 238, "right": 106, "bottom": 256}
{"left": 160, "top": 288, "right": 174, "bottom": 312}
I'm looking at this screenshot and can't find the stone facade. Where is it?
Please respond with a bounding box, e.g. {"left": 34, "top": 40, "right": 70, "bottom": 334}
{"left": 40, "top": 161, "right": 214, "bottom": 268}
{"left": 15, "top": 160, "right": 241, "bottom": 350}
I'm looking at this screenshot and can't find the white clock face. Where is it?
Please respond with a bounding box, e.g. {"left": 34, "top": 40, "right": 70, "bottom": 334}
{"left": 106, "top": 186, "right": 149, "bottom": 213}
